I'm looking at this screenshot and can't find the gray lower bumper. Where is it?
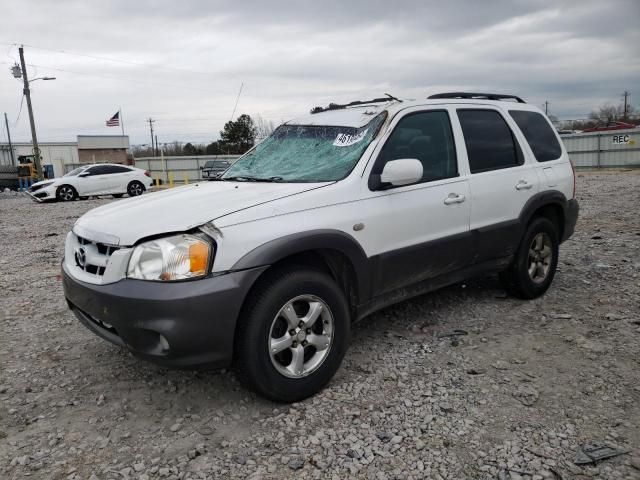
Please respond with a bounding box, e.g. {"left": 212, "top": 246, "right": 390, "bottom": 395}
{"left": 562, "top": 199, "right": 579, "bottom": 242}
{"left": 62, "top": 263, "right": 266, "bottom": 369}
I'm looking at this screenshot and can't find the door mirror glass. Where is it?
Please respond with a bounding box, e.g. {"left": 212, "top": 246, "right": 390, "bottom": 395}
{"left": 380, "top": 159, "right": 423, "bottom": 187}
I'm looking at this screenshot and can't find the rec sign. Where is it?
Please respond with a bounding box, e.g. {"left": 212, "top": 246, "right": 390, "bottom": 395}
{"left": 612, "top": 134, "right": 631, "bottom": 145}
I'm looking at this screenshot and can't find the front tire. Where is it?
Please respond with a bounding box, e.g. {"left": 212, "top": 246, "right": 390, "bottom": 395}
{"left": 56, "top": 185, "right": 77, "bottom": 202}
{"left": 112, "top": 193, "right": 124, "bottom": 198}
{"left": 500, "top": 217, "right": 559, "bottom": 299}
{"left": 127, "top": 181, "right": 144, "bottom": 197}
{"left": 235, "top": 267, "right": 350, "bottom": 402}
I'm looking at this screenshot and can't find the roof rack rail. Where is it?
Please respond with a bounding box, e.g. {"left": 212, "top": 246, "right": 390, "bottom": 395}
{"left": 428, "top": 92, "right": 526, "bottom": 103}
{"left": 311, "top": 94, "right": 400, "bottom": 114}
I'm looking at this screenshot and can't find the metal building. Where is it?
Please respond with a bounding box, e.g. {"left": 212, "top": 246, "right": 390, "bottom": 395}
{"left": 0, "top": 141, "right": 78, "bottom": 177}
{"left": 562, "top": 128, "right": 639, "bottom": 168}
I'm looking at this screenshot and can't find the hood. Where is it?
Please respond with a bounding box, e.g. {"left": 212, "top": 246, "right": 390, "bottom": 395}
{"left": 31, "top": 178, "right": 59, "bottom": 188}
{"left": 74, "top": 181, "right": 328, "bottom": 245}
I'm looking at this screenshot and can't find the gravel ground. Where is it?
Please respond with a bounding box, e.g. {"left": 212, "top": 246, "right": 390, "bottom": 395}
{"left": 1, "top": 170, "right": 639, "bottom": 480}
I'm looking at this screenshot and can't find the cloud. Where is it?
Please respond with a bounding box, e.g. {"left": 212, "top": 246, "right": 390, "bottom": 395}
{"left": 0, "top": 0, "right": 638, "bottom": 144}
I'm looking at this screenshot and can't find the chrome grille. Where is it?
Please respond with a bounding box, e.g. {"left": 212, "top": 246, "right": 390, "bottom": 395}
{"left": 73, "top": 234, "right": 120, "bottom": 276}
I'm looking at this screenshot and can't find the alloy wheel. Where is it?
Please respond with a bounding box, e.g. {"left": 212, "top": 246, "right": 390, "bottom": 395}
{"left": 129, "top": 183, "right": 143, "bottom": 196}
{"left": 59, "top": 186, "right": 74, "bottom": 201}
{"left": 268, "top": 295, "right": 334, "bottom": 378}
{"left": 528, "top": 232, "right": 553, "bottom": 283}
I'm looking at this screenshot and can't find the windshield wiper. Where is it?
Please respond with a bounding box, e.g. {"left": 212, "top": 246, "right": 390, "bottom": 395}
{"left": 223, "top": 176, "right": 284, "bottom": 183}
{"left": 222, "top": 176, "right": 259, "bottom": 182}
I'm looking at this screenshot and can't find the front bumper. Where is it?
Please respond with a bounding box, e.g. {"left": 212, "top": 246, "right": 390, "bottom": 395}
{"left": 62, "top": 262, "right": 266, "bottom": 369}
{"left": 26, "top": 184, "right": 56, "bottom": 202}
{"left": 562, "top": 199, "right": 579, "bottom": 242}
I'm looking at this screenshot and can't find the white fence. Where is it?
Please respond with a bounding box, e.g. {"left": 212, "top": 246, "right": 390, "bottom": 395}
{"left": 131, "top": 130, "right": 640, "bottom": 182}
{"left": 134, "top": 155, "right": 240, "bottom": 183}
{"left": 562, "top": 128, "right": 639, "bottom": 168}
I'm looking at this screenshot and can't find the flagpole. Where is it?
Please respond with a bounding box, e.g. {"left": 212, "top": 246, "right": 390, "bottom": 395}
{"left": 119, "top": 107, "right": 125, "bottom": 136}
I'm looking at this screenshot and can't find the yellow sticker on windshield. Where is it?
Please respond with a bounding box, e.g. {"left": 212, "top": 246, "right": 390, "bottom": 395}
{"left": 333, "top": 129, "right": 368, "bottom": 147}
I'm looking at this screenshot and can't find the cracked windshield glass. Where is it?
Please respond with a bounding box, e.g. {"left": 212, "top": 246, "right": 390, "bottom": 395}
{"left": 222, "top": 113, "right": 386, "bottom": 182}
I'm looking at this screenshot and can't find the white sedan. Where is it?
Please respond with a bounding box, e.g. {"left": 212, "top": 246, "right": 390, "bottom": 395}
{"left": 27, "top": 164, "right": 154, "bottom": 202}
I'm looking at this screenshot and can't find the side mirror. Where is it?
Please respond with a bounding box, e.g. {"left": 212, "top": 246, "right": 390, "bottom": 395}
{"left": 199, "top": 166, "right": 203, "bottom": 170}
{"left": 379, "top": 159, "right": 423, "bottom": 187}
{"left": 78, "top": 172, "right": 90, "bottom": 177}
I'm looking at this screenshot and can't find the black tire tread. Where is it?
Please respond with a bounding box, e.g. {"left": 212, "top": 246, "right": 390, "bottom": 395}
{"left": 234, "top": 265, "right": 349, "bottom": 402}
{"left": 500, "top": 216, "right": 559, "bottom": 299}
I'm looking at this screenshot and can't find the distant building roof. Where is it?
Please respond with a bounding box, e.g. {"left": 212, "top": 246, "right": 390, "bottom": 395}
{"left": 77, "top": 135, "right": 130, "bottom": 150}
{"left": 582, "top": 121, "right": 637, "bottom": 132}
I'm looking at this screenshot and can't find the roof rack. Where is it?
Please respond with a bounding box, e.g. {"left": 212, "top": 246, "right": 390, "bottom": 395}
{"left": 428, "top": 92, "right": 526, "bottom": 103}
{"left": 311, "top": 94, "right": 400, "bottom": 114}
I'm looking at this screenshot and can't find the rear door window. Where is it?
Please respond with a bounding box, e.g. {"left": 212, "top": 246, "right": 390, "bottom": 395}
{"left": 85, "top": 166, "right": 108, "bottom": 176}
{"left": 509, "top": 110, "right": 562, "bottom": 162}
{"left": 104, "top": 165, "right": 131, "bottom": 174}
{"left": 457, "top": 109, "right": 523, "bottom": 173}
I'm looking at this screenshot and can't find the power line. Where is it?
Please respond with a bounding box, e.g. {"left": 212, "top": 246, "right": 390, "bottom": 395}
{"left": 14, "top": 94, "right": 25, "bottom": 126}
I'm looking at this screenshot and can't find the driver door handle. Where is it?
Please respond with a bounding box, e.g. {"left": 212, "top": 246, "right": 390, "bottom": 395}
{"left": 515, "top": 180, "right": 533, "bottom": 190}
{"left": 444, "top": 193, "right": 466, "bottom": 205}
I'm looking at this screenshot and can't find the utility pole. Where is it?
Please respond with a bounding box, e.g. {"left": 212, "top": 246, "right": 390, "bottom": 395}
{"left": 622, "top": 91, "right": 629, "bottom": 121}
{"left": 19, "top": 46, "right": 43, "bottom": 180}
{"left": 544, "top": 101, "right": 549, "bottom": 115}
{"left": 4, "top": 113, "right": 16, "bottom": 166}
{"left": 147, "top": 118, "right": 155, "bottom": 156}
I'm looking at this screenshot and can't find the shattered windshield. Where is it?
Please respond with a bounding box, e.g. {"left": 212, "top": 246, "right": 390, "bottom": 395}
{"left": 222, "top": 112, "right": 386, "bottom": 182}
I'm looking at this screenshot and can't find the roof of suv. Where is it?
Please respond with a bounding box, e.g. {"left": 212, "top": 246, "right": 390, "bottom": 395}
{"left": 287, "top": 93, "right": 542, "bottom": 128}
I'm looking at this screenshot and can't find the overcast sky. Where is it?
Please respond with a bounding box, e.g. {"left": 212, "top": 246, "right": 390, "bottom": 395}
{"left": 1, "top": 0, "right": 638, "bottom": 145}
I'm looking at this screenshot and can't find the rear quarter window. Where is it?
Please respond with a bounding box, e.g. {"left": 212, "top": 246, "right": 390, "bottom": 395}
{"left": 509, "top": 110, "right": 562, "bottom": 162}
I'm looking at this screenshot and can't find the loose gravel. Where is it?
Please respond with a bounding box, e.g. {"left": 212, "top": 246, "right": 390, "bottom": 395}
{"left": 1, "top": 170, "right": 639, "bottom": 480}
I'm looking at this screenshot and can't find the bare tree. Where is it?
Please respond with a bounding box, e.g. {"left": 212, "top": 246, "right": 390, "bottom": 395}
{"left": 254, "top": 114, "right": 276, "bottom": 142}
{"left": 589, "top": 104, "right": 621, "bottom": 124}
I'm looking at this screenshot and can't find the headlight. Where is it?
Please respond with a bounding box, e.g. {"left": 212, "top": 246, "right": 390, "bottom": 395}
{"left": 127, "top": 234, "right": 212, "bottom": 281}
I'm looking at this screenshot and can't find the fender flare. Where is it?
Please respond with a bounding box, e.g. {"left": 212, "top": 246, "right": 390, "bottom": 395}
{"left": 518, "top": 190, "right": 568, "bottom": 236}
{"left": 231, "top": 229, "right": 371, "bottom": 300}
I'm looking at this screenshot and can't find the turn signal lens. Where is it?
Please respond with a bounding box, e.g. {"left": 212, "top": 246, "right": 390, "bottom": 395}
{"left": 189, "top": 241, "right": 209, "bottom": 275}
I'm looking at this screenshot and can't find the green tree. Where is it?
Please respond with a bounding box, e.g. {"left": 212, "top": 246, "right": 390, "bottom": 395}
{"left": 205, "top": 141, "right": 221, "bottom": 155}
{"left": 183, "top": 142, "right": 198, "bottom": 155}
{"left": 219, "top": 114, "right": 257, "bottom": 154}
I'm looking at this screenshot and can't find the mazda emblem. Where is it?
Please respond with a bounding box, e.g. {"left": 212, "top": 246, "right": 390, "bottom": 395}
{"left": 75, "top": 247, "right": 87, "bottom": 268}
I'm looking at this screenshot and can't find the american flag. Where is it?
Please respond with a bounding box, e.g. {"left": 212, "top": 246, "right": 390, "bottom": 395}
{"left": 106, "top": 111, "right": 120, "bottom": 127}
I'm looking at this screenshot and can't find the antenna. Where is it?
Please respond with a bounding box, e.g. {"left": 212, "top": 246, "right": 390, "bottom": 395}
{"left": 229, "top": 82, "right": 244, "bottom": 122}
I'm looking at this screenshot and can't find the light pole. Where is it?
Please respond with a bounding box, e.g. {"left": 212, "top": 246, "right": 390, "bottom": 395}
{"left": 17, "top": 45, "right": 56, "bottom": 180}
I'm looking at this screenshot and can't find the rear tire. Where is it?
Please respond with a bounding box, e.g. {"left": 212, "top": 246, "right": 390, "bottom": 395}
{"left": 127, "top": 181, "right": 144, "bottom": 197}
{"left": 235, "top": 267, "right": 350, "bottom": 402}
{"left": 56, "top": 185, "right": 77, "bottom": 202}
{"left": 500, "top": 217, "right": 559, "bottom": 299}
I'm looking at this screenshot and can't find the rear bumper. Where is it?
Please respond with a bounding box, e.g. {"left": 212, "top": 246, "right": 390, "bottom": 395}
{"left": 562, "top": 199, "right": 579, "bottom": 242}
{"left": 62, "top": 262, "right": 265, "bottom": 369}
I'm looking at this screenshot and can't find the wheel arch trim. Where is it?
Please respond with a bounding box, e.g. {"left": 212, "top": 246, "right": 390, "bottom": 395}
{"left": 519, "top": 190, "right": 567, "bottom": 227}
{"left": 230, "top": 229, "right": 371, "bottom": 300}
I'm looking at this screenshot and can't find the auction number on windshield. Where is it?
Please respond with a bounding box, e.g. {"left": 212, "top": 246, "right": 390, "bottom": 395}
{"left": 333, "top": 129, "right": 368, "bottom": 147}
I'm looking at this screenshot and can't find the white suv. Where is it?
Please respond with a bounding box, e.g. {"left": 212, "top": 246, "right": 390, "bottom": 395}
{"left": 62, "top": 92, "right": 579, "bottom": 402}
